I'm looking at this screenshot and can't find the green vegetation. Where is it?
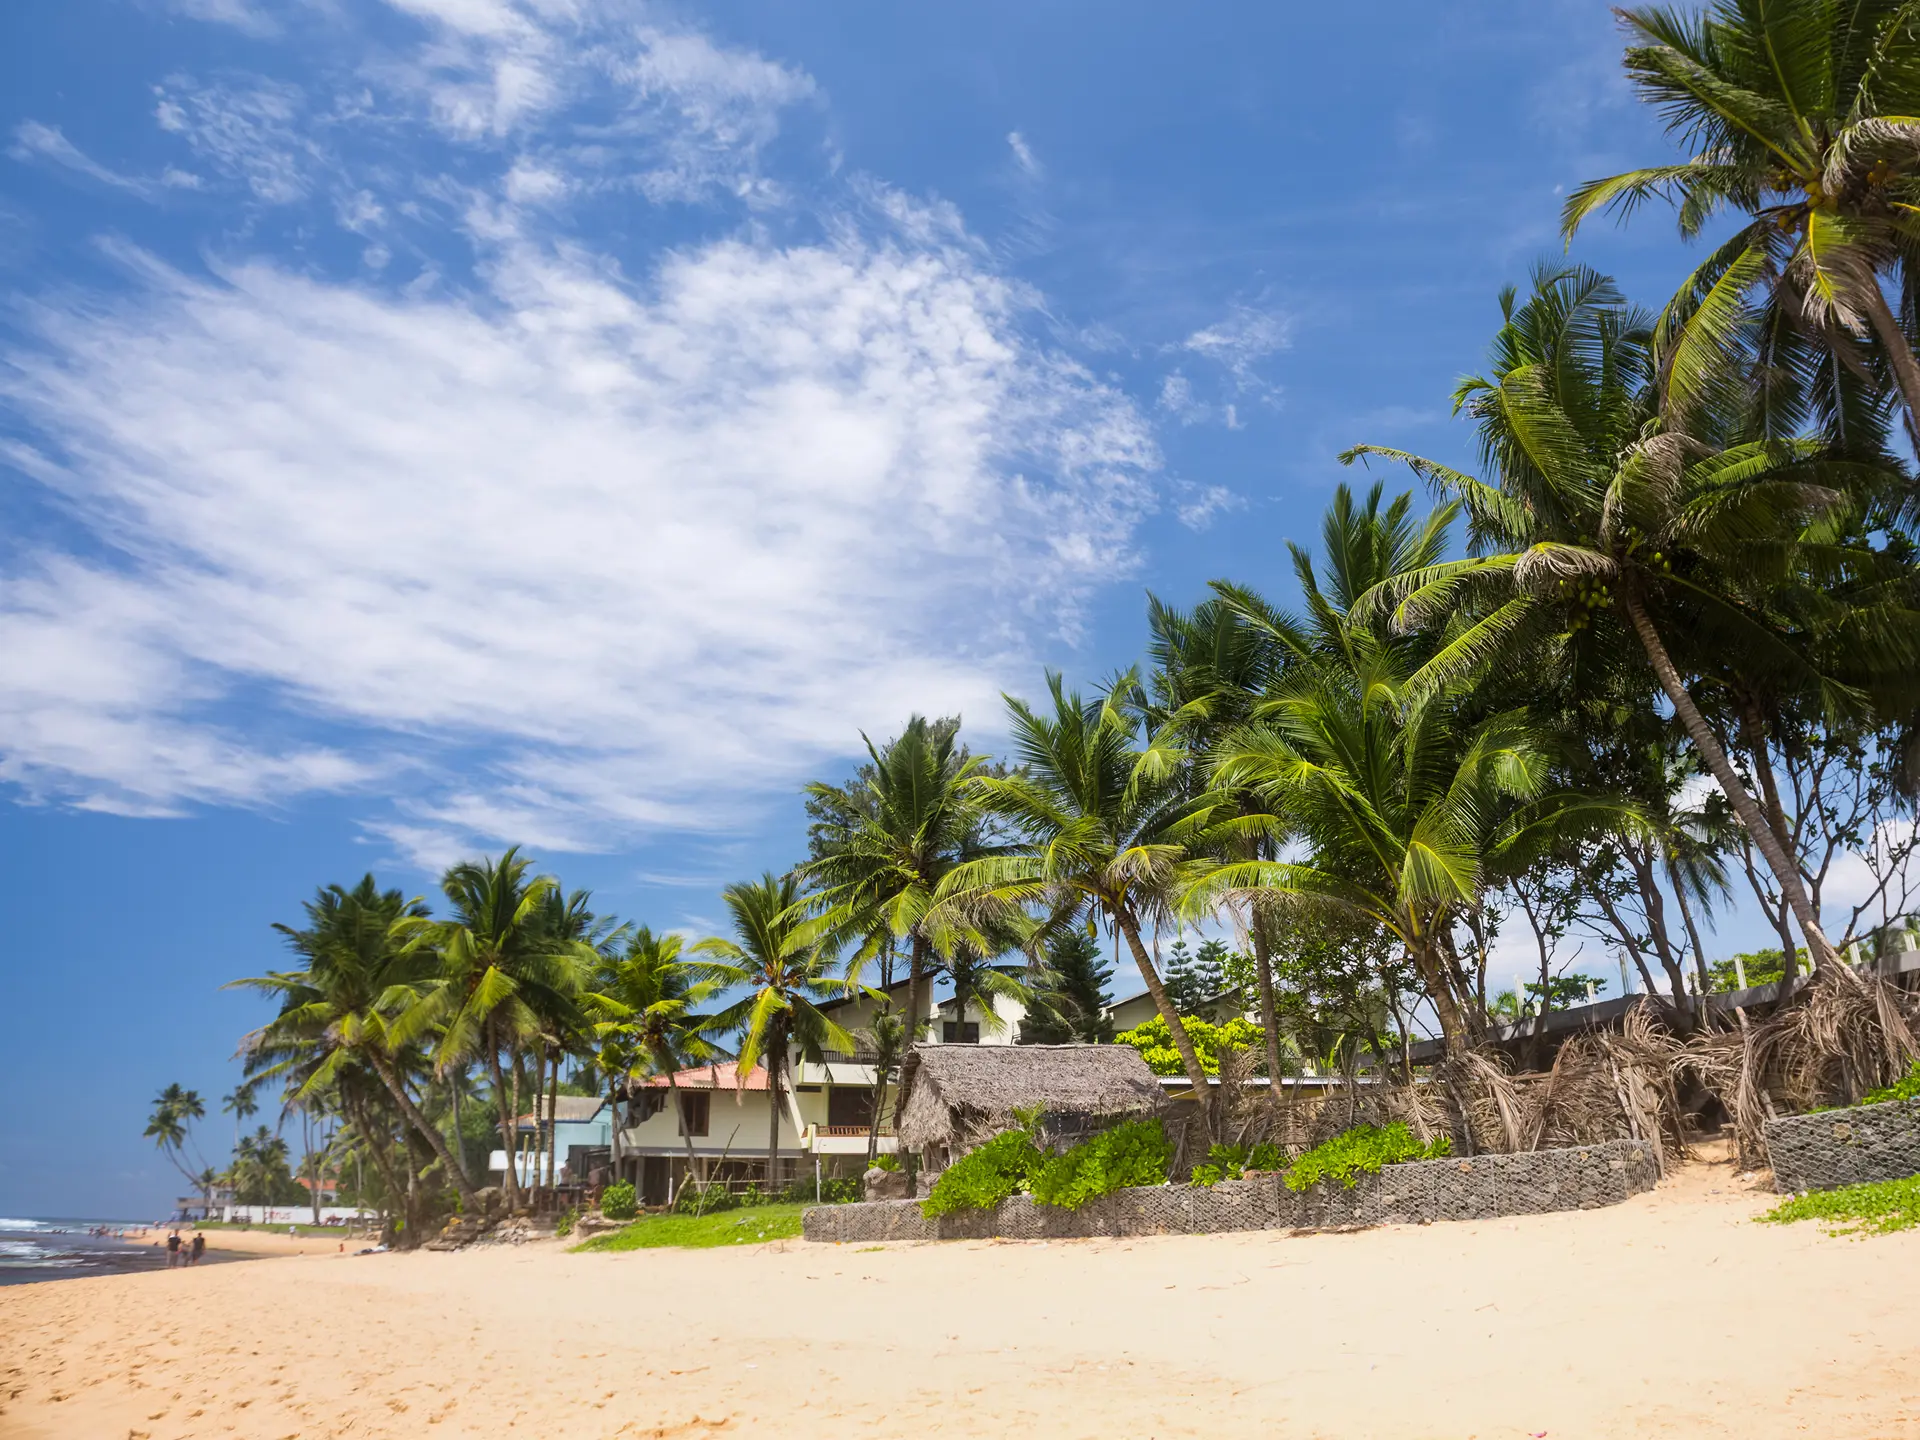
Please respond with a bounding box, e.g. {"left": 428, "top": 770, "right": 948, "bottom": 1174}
{"left": 1031, "top": 1120, "right": 1174, "bottom": 1209}
{"left": 920, "top": 1130, "right": 1046, "bottom": 1219}
{"left": 599, "top": 1180, "right": 637, "bottom": 1221}
{"left": 1190, "top": 1141, "right": 1284, "bottom": 1188}
{"left": 1116, "top": 1014, "right": 1265, "bottom": 1077}
{"left": 1283, "top": 1123, "right": 1450, "bottom": 1193}
{"left": 1857, "top": 1064, "right": 1920, "bottom": 1109}
{"left": 1759, "top": 1177, "right": 1920, "bottom": 1237}
{"left": 573, "top": 1204, "right": 809, "bottom": 1251}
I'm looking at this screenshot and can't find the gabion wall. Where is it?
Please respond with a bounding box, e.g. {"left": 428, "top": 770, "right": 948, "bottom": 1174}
{"left": 801, "top": 1139, "right": 1657, "bottom": 1244}
{"left": 1765, "top": 1097, "right": 1920, "bottom": 1194}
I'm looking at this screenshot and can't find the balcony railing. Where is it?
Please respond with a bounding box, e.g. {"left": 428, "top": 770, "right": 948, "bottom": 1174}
{"left": 814, "top": 1123, "right": 893, "bottom": 1138}
{"left": 811, "top": 1049, "right": 885, "bottom": 1066}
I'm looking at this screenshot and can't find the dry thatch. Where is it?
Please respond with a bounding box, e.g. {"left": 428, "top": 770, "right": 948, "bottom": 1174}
{"left": 894, "top": 1043, "right": 1164, "bottom": 1154}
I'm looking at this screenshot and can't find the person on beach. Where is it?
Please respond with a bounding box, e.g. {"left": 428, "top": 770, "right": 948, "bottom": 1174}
{"left": 166, "top": 1231, "right": 181, "bottom": 1268}
{"left": 190, "top": 1233, "right": 205, "bottom": 1266}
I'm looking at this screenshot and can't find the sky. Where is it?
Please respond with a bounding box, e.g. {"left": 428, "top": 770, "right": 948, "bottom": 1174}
{"left": 0, "top": 0, "right": 1804, "bottom": 1218}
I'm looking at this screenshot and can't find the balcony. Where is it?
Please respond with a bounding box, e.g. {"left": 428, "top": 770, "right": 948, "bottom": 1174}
{"left": 804, "top": 1124, "right": 897, "bottom": 1156}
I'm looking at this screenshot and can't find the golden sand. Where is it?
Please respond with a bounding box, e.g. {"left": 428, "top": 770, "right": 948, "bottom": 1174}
{"left": 3, "top": 1155, "right": 1916, "bottom": 1439}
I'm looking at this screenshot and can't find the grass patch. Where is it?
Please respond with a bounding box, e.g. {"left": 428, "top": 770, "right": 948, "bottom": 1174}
{"left": 571, "top": 1204, "right": 807, "bottom": 1252}
{"left": 1758, "top": 1175, "right": 1920, "bottom": 1237}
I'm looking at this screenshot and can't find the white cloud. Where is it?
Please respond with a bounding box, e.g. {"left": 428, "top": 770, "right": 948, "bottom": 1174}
{"left": 1006, "top": 131, "right": 1041, "bottom": 178}
{"left": 1173, "top": 483, "right": 1241, "bottom": 531}
{"left": 164, "top": 0, "right": 279, "bottom": 36}
{"left": 153, "top": 78, "right": 317, "bottom": 203}
{"left": 1183, "top": 303, "right": 1292, "bottom": 385}
{"left": 10, "top": 123, "right": 157, "bottom": 196}
{"left": 1, "top": 223, "right": 1156, "bottom": 843}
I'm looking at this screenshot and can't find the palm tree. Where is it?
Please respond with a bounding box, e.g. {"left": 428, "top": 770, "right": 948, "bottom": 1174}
{"left": 144, "top": 1084, "right": 208, "bottom": 1207}
{"left": 221, "top": 1086, "right": 258, "bottom": 1158}
{"left": 937, "top": 673, "right": 1224, "bottom": 1142}
{"left": 1563, "top": 1, "right": 1920, "bottom": 442}
{"left": 1346, "top": 265, "right": 1915, "bottom": 973}
{"left": 857, "top": 1001, "right": 909, "bottom": 1167}
{"left": 587, "top": 926, "right": 718, "bottom": 1191}
{"left": 691, "top": 874, "right": 855, "bottom": 1179}
{"left": 408, "top": 848, "right": 588, "bottom": 1211}
{"left": 800, "top": 716, "right": 997, "bottom": 1042}
{"left": 234, "top": 877, "right": 480, "bottom": 1208}
{"left": 1195, "top": 642, "right": 1615, "bottom": 1055}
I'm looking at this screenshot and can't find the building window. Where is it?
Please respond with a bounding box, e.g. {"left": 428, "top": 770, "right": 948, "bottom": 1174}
{"left": 942, "top": 1021, "right": 980, "bottom": 1043}
{"left": 677, "top": 1091, "right": 710, "bottom": 1137}
{"left": 827, "top": 1086, "right": 874, "bottom": 1129}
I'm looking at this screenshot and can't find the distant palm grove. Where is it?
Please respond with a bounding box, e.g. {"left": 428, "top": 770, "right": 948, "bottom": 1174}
{"left": 151, "top": 1, "right": 1920, "bottom": 1240}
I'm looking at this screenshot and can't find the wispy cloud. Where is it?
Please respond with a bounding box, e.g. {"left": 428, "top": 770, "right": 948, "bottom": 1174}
{"left": 1006, "top": 131, "right": 1041, "bottom": 178}
{"left": 9, "top": 122, "right": 199, "bottom": 198}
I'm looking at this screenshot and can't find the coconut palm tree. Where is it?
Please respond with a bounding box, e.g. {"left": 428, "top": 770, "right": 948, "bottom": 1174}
{"left": 234, "top": 877, "right": 480, "bottom": 1208}
{"left": 1346, "top": 265, "right": 1916, "bottom": 973}
{"left": 692, "top": 874, "right": 856, "bottom": 1180}
{"left": 404, "top": 848, "right": 589, "bottom": 1210}
{"left": 799, "top": 716, "right": 998, "bottom": 1041}
{"left": 144, "top": 1084, "right": 209, "bottom": 1207}
{"left": 586, "top": 926, "right": 718, "bottom": 1189}
{"left": 857, "top": 1001, "right": 910, "bottom": 1167}
{"left": 936, "top": 673, "right": 1225, "bottom": 1142}
{"left": 221, "top": 1086, "right": 258, "bottom": 1158}
{"left": 1563, "top": 0, "right": 1920, "bottom": 444}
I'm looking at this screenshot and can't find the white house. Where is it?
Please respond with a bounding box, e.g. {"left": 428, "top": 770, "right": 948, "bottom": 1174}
{"left": 611, "top": 975, "right": 1029, "bottom": 1205}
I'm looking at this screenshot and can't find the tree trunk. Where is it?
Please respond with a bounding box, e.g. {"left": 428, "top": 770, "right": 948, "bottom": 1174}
{"left": 766, "top": 1039, "right": 784, "bottom": 1185}
{"left": 664, "top": 1061, "right": 700, "bottom": 1194}
{"left": 486, "top": 1036, "right": 521, "bottom": 1211}
{"left": 1861, "top": 281, "right": 1920, "bottom": 452}
{"left": 366, "top": 1050, "right": 478, "bottom": 1205}
{"left": 1408, "top": 937, "right": 1472, "bottom": 1055}
{"left": 1628, "top": 848, "right": 1693, "bottom": 1016}
{"left": 1249, "top": 912, "right": 1288, "bottom": 1118}
{"left": 1739, "top": 705, "right": 1805, "bottom": 991}
{"left": 608, "top": 1078, "right": 623, "bottom": 1186}
{"left": 866, "top": 1064, "right": 889, "bottom": 1168}
{"left": 906, "top": 933, "right": 932, "bottom": 1047}
{"left": 1671, "top": 877, "right": 1715, "bottom": 1015}
{"left": 1114, "top": 909, "right": 1215, "bottom": 1146}
{"left": 1622, "top": 593, "right": 1842, "bottom": 971}
{"left": 545, "top": 1054, "right": 560, "bottom": 1194}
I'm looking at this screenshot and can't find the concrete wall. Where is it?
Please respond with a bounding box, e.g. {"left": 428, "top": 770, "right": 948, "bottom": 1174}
{"left": 803, "top": 1139, "right": 1658, "bottom": 1243}
{"left": 1765, "top": 1097, "right": 1920, "bottom": 1194}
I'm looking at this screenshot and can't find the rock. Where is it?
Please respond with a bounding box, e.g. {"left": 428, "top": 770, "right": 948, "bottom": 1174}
{"left": 573, "top": 1212, "right": 627, "bottom": 1235}
{"left": 863, "top": 1166, "right": 910, "bottom": 1202}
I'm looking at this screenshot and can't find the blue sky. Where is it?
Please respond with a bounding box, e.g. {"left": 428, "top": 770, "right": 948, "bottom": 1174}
{"left": 0, "top": 0, "right": 1782, "bottom": 1217}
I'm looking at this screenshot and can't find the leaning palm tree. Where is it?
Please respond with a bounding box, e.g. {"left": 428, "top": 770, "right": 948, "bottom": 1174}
{"left": 144, "top": 1084, "right": 209, "bottom": 1208}
{"left": 1346, "top": 265, "right": 1916, "bottom": 974}
{"left": 234, "top": 876, "right": 480, "bottom": 1208}
{"left": 1563, "top": 1, "right": 1920, "bottom": 443}
{"left": 937, "top": 673, "right": 1224, "bottom": 1142}
{"left": 799, "top": 717, "right": 997, "bottom": 1040}
{"left": 691, "top": 874, "right": 856, "bottom": 1179}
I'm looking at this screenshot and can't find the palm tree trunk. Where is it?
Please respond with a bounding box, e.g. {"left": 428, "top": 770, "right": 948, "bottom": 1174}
{"left": 485, "top": 1036, "right": 521, "bottom": 1211}
{"left": 866, "top": 1064, "right": 887, "bottom": 1168}
{"left": 1672, "top": 880, "right": 1715, "bottom": 1017}
{"left": 1408, "top": 936, "right": 1471, "bottom": 1055}
{"left": 1248, "top": 913, "right": 1287, "bottom": 1118}
{"left": 663, "top": 1061, "right": 699, "bottom": 1195}
{"left": 607, "top": 1078, "right": 623, "bottom": 1186}
{"left": 1114, "top": 909, "right": 1215, "bottom": 1146}
{"left": 1622, "top": 593, "right": 1842, "bottom": 972}
{"left": 766, "top": 1045, "right": 783, "bottom": 1185}
{"left": 1861, "top": 282, "right": 1920, "bottom": 451}
{"left": 545, "top": 1054, "right": 560, "bottom": 1195}
{"left": 366, "top": 1050, "right": 479, "bottom": 1205}
{"left": 906, "top": 933, "right": 932, "bottom": 1048}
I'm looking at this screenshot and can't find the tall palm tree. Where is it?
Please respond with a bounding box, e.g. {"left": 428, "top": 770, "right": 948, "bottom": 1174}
{"left": 234, "top": 877, "right": 480, "bottom": 1207}
{"left": 1562, "top": 1, "right": 1920, "bottom": 444}
{"left": 857, "top": 1001, "right": 910, "bottom": 1167}
{"left": 587, "top": 926, "right": 718, "bottom": 1189}
{"left": 691, "top": 874, "right": 855, "bottom": 1178}
{"left": 1194, "top": 641, "right": 1616, "bottom": 1055}
{"left": 221, "top": 1086, "right": 258, "bottom": 1158}
{"left": 800, "top": 716, "right": 997, "bottom": 1041}
{"left": 406, "top": 848, "right": 588, "bottom": 1210}
{"left": 144, "top": 1084, "right": 209, "bottom": 1207}
{"left": 937, "top": 673, "right": 1224, "bottom": 1142}
{"left": 1346, "top": 265, "right": 1916, "bottom": 973}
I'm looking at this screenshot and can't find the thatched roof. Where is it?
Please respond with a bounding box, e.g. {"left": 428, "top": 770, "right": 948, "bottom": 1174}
{"left": 894, "top": 1043, "right": 1163, "bottom": 1151}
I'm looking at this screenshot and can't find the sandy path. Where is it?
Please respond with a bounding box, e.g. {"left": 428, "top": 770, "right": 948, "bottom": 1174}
{"left": 3, "top": 1158, "right": 1916, "bottom": 1440}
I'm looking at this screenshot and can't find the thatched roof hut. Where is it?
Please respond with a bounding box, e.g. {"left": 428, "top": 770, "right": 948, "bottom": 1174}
{"left": 895, "top": 1043, "right": 1164, "bottom": 1158}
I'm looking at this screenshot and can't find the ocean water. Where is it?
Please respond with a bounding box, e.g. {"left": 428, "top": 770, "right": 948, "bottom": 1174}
{"left": 0, "top": 1217, "right": 192, "bottom": 1286}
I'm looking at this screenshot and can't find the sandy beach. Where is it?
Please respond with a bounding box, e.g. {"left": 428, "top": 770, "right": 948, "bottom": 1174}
{"left": 3, "top": 1155, "right": 1916, "bottom": 1440}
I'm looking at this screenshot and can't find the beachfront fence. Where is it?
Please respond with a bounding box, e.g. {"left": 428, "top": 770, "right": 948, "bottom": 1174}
{"left": 216, "top": 1205, "right": 377, "bottom": 1226}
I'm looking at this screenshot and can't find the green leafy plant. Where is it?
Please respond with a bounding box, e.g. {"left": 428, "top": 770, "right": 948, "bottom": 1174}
{"left": 1858, "top": 1063, "right": 1920, "bottom": 1108}
{"left": 1116, "top": 1013, "right": 1267, "bottom": 1077}
{"left": 1189, "top": 1139, "right": 1285, "bottom": 1187}
{"left": 1282, "top": 1123, "right": 1449, "bottom": 1192}
{"left": 870, "top": 1153, "right": 900, "bottom": 1173}
{"left": 1759, "top": 1176, "right": 1920, "bottom": 1237}
{"left": 674, "top": 1182, "right": 738, "bottom": 1215}
{"left": 554, "top": 1204, "right": 580, "bottom": 1238}
{"left": 920, "top": 1129, "right": 1046, "bottom": 1218}
{"left": 599, "top": 1180, "right": 638, "bottom": 1222}
{"left": 1030, "top": 1119, "right": 1172, "bottom": 1209}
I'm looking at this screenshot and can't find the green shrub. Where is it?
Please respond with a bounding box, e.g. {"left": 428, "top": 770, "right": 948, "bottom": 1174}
{"left": 1116, "top": 1014, "right": 1267, "bottom": 1076}
{"left": 920, "top": 1129, "right": 1046, "bottom": 1218}
{"left": 673, "top": 1182, "right": 738, "bottom": 1215}
{"left": 1859, "top": 1062, "right": 1920, "bottom": 1107}
{"left": 870, "top": 1153, "right": 900, "bottom": 1172}
{"left": 1282, "top": 1122, "right": 1449, "bottom": 1192}
{"left": 1031, "top": 1119, "right": 1172, "bottom": 1209}
{"left": 1190, "top": 1140, "right": 1286, "bottom": 1186}
{"left": 599, "top": 1181, "right": 638, "bottom": 1221}
{"left": 1760, "top": 1175, "right": 1920, "bottom": 1236}
{"left": 554, "top": 1204, "right": 580, "bottom": 1238}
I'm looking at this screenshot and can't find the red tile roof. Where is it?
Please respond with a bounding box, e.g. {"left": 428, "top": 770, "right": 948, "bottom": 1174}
{"left": 637, "top": 1061, "right": 769, "bottom": 1092}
